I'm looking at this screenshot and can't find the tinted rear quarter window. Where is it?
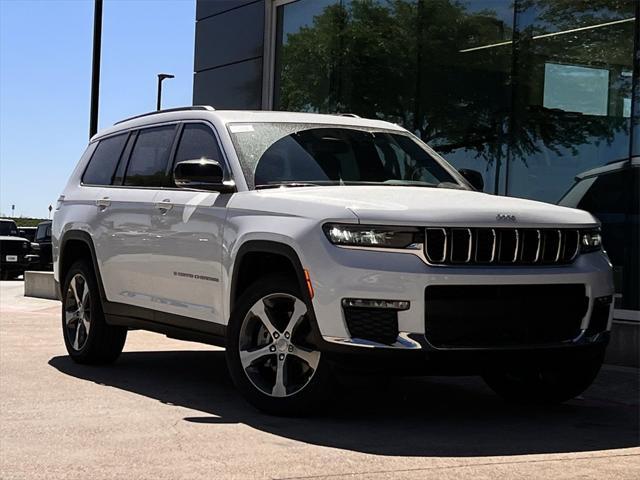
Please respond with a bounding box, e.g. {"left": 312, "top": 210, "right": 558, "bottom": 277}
{"left": 82, "top": 133, "right": 128, "bottom": 185}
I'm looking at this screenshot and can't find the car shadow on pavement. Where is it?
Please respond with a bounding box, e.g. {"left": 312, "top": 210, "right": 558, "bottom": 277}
{"left": 49, "top": 349, "right": 640, "bottom": 458}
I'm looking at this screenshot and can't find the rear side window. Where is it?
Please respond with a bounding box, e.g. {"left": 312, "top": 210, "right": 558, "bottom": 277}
{"left": 82, "top": 133, "right": 128, "bottom": 185}
{"left": 124, "top": 125, "right": 176, "bottom": 187}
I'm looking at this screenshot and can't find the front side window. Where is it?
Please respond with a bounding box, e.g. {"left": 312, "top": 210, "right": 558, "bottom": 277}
{"left": 124, "top": 125, "right": 176, "bottom": 187}
{"left": 82, "top": 133, "right": 128, "bottom": 185}
{"left": 228, "top": 123, "right": 461, "bottom": 189}
{"left": 35, "top": 223, "right": 51, "bottom": 242}
{"left": 175, "top": 124, "right": 223, "bottom": 163}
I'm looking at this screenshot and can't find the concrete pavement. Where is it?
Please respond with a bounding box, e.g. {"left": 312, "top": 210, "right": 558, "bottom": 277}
{"left": 1, "top": 280, "right": 638, "bottom": 479}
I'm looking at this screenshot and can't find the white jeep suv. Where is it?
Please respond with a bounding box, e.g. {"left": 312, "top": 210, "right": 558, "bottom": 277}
{"left": 53, "top": 107, "right": 613, "bottom": 415}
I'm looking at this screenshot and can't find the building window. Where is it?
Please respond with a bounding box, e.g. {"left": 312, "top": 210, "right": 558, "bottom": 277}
{"left": 272, "top": 0, "right": 515, "bottom": 194}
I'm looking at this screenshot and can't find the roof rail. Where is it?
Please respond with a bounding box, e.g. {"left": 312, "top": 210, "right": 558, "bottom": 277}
{"left": 114, "top": 105, "right": 215, "bottom": 125}
{"left": 336, "top": 113, "right": 361, "bottom": 118}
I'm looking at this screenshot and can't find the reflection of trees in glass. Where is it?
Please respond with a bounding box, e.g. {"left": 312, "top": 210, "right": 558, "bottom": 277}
{"left": 276, "top": 0, "right": 632, "bottom": 181}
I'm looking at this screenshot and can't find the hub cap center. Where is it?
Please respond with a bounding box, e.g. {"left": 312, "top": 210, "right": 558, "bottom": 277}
{"left": 276, "top": 337, "right": 288, "bottom": 352}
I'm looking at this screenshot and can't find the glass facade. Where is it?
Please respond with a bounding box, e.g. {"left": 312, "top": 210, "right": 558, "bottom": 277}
{"left": 272, "top": 0, "right": 639, "bottom": 312}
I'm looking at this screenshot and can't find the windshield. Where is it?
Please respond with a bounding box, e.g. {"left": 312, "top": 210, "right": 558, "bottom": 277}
{"left": 0, "top": 221, "right": 18, "bottom": 236}
{"left": 227, "top": 123, "right": 463, "bottom": 189}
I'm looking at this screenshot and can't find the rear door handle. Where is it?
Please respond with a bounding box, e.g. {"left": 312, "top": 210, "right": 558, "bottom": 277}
{"left": 154, "top": 199, "right": 173, "bottom": 213}
{"left": 96, "top": 197, "right": 111, "bottom": 209}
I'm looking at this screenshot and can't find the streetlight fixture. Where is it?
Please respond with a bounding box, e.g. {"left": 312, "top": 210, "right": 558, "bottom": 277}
{"left": 156, "top": 73, "right": 175, "bottom": 111}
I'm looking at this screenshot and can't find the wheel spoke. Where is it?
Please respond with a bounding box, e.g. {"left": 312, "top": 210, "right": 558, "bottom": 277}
{"left": 70, "top": 276, "right": 81, "bottom": 306}
{"left": 80, "top": 281, "right": 89, "bottom": 309}
{"left": 81, "top": 315, "right": 91, "bottom": 336}
{"left": 284, "top": 299, "right": 307, "bottom": 336}
{"left": 272, "top": 358, "right": 287, "bottom": 397}
{"left": 65, "top": 310, "right": 79, "bottom": 326}
{"left": 239, "top": 344, "right": 273, "bottom": 369}
{"left": 250, "top": 301, "right": 278, "bottom": 337}
{"left": 72, "top": 322, "right": 81, "bottom": 350}
{"left": 290, "top": 345, "right": 320, "bottom": 371}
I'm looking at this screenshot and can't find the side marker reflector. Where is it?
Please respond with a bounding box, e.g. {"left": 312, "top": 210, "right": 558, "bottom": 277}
{"left": 304, "top": 269, "right": 314, "bottom": 299}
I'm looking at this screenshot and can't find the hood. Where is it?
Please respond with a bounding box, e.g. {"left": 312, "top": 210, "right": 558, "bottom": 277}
{"left": 0, "top": 236, "right": 30, "bottom": 242}
{"left": 231, "top": 186, "right": 597, "bottom": 228}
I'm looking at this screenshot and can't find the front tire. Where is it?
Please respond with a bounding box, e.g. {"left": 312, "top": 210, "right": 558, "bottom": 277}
{"left": 62, "top": 259, "right": 127, "bottom": 364}
{"left": 482, "top": 346, "right": 605, "bottom": 404}
{"left": 226, "top": 274, "right": 331, "bottom": 416}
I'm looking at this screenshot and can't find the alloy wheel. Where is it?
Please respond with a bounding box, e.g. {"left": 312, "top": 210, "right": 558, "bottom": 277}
{"left": 64, "top": 273, "right": 92, "bottom": 351}
{"left": 239, "top": 293, "right": 320, "bottom": 397}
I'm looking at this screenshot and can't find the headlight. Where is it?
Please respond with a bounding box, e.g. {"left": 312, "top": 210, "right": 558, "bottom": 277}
{"left": 323, "top": 224, "right": 421, "bottom": 249}
{"left": 580, "top": 228, "right": 602, "bottom": 253}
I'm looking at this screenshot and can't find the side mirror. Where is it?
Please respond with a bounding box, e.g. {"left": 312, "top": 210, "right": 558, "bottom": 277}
{"left": 458, "top": 168, "right": 484, "bottom": 191}
{"left": 174, "top": 159, "right": 235, "bottom": 192}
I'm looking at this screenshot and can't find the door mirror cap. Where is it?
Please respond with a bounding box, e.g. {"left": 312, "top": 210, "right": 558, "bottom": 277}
{"left": 174, "top": 158, "right": 235, "bottom": 192}
{"left": 458, "top": 168, "right": 484, "bottom": 191}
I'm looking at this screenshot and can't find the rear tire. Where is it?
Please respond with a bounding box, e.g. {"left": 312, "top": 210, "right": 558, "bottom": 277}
{"left": 62, "top": 259, "right": 127, "bottom": 364}
{"left": 226, "top": 274, "right": 332, "bottom": 416}
{"left": 482, "top": 346, "right": 605, "bottom": 404}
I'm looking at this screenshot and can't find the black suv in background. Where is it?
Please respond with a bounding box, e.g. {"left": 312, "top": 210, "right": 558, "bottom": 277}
{"left": 0, "top": 219, "right": 31, "bottom": 280}
{"left": 30, "top": 220, "right": 53, "bottom": 271}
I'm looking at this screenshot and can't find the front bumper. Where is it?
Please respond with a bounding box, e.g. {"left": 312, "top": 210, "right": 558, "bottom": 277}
{"left": 0, "top": 258, "right": 30, "bottom": 275}
{"left": 301, "top": 235, "right": 614, "bottom": 355}
{"left": 318, "top": 334, "right": 609, "bottom": 375}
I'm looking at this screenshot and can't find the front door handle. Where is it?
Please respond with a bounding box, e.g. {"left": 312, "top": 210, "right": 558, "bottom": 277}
{"left": 96, "top": 197, "right": 111, "bottom": 210}
{"left": 154, "top": 199, "right": 173, "bottom": 213}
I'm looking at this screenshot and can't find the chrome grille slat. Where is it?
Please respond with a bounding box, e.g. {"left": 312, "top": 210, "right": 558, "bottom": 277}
{"left": 424, "top": 227, "right": 579, "bottom": 266}
{"left": 450, "top": 228, "right": 472, "bottom": 263}
{"left": 425, "top": 228, "right": 448, "bottom": 263}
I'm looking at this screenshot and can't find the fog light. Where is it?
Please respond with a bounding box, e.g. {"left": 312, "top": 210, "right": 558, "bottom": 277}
{"left": 342, "top": 298, "right": 410, "bottom": 310}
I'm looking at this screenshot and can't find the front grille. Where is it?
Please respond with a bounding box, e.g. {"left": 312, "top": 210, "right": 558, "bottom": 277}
{"left": 0, "top": 241, "right": 28, "bottom": 256}
{"left": 424, "top": 227, "right": 580, "bottom": 266}
{"left": 425, "top": 284, "right": 588, "bottom": 348}
{"left": 344, "top": 307, "right": 399, "bottom": 345}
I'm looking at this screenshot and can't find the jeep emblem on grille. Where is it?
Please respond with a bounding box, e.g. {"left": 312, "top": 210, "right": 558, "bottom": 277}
{"left": 496, "top": 213, "right": 517, "bottom": 222}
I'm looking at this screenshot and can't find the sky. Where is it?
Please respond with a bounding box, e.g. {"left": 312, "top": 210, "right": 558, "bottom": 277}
{"left": 0, "top": 0, "right": 196, "bottom": 218}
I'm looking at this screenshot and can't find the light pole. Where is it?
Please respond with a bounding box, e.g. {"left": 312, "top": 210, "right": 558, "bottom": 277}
{"left": 89, "top": 0, "right": 103, "bottom": 138}
{"left": 156, "top": 73, "right": 174, "bottom": 111}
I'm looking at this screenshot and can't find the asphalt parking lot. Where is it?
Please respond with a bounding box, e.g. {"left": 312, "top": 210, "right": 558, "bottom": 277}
{"left": 1, "top": 280, "right": 638, "bottom": 480}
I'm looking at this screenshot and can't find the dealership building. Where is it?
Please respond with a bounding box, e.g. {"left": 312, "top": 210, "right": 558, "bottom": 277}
{"left": 193, "top": 0, "right": 639, "bottom": 364}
